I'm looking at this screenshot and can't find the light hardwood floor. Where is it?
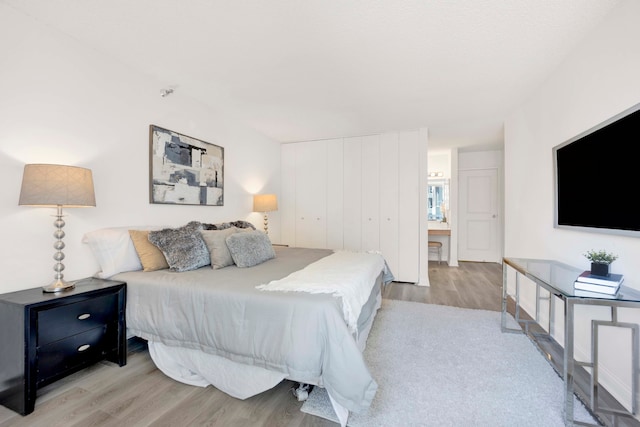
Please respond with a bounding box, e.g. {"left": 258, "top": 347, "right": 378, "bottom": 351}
{"left": 0, "top": 262, "right": 503, "bottom": 427}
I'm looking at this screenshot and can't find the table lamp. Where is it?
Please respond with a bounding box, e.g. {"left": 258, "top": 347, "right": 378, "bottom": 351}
{"left": 253, "top": 194, "right": 277, "bottom": 234}
{"left": 19, "top": 164, "right": 96, "bottom": 292}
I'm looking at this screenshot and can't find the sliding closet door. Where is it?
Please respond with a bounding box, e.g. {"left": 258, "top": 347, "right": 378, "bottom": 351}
{"left": 326, "top": 138, "right": 344, "bottom": 250}
{"left": 281, "top": 130, "right": 423, "bottom": 283}
{"left": 361, "top": 135, "right": 380, "bottom": 251}
{"left": 295, "top": 140, "right": 327, "bottom": 249}
{"left": 343, "top": 137, "right": 362, "bottom": 251}
{"left": 379, "top": 133, "right": 399, "bottom": 279}
{"left": 281, "top": 144, "right": 296, "bottom": 246}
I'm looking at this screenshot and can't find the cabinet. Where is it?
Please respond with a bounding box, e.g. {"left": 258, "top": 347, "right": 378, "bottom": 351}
{"left": 0, "top": 278, "right": 126, "bottom": 415}
{"left": 281, "top": 130, "right": 424, "bottom": 283}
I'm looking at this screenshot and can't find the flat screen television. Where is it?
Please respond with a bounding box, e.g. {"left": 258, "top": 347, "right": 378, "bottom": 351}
{"left": 553, "top": 102, "right": 640, "bottom": 238}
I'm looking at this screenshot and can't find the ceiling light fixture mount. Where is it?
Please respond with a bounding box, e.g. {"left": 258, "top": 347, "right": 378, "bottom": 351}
{"left": 160, "top": 88, "right": 174, "bottom": 98}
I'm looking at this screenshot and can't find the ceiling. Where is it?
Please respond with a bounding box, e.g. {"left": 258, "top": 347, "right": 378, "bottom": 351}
{"left": 4, "top": 0, "right": 621, "bottom": 151}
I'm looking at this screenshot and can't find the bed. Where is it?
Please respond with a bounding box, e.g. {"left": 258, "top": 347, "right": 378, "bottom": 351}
{"left": 83, "top": 222, "right": 392, "bottom": 426}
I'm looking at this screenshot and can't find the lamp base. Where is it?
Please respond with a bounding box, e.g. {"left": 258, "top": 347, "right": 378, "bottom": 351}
{"left": 263, "top": 212, "right": 269, "bottom": 235}
{"left": 42, "top": 279, "right": 75, "bottom": 293}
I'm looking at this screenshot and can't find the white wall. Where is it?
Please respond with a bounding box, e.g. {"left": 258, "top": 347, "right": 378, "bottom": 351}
{"left": 504, "top": 0, "right": 640, "bottom": 411}
{"left": 0, "top": 5, "right": 281, "bottom": 293}
{"left": 459, "top": 150, "right": 502, "bottom": 172}
{"left": 427, "top": 152, "right": 451, "bottom": 178}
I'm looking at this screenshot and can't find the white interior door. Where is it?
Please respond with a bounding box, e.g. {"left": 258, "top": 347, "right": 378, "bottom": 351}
{"left": 458, "top": 168, "right": 500, "bottom": 262}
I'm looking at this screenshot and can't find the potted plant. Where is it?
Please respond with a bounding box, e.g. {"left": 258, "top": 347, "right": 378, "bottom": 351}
{"left": 583, "top": 249, "right": 618, "bottom": 277}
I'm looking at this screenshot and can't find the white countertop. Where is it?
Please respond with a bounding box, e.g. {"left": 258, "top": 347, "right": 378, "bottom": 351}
{"left": 428, "top": 221, "right": 450, "bottom": 230}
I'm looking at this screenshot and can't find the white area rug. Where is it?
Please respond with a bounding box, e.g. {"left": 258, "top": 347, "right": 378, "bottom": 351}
{"left": 301, "top": 299, "right": 596, "bottom": 426}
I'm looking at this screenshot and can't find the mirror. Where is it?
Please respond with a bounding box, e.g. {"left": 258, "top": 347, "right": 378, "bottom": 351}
{"left": 428, "top": 178, "right": 449, "bottom": 221}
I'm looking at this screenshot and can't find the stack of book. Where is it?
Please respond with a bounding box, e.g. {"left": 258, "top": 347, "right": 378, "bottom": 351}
{"left": 574, "top": 270, "right": 624, "bottom": 296}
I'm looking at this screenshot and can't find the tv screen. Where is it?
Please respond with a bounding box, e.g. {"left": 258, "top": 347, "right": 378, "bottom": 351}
{"left": 553, "top": 103, "right": 640, "bottom": 237}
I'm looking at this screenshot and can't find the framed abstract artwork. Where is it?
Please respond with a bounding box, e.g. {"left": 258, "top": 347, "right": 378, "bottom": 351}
{"left": 149, "top": 125, "right": 224, "bottom": 205}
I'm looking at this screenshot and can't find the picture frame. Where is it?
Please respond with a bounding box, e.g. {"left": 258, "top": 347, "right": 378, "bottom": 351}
{"left": 149, "top": 125, "right": 224, "bottom": 206}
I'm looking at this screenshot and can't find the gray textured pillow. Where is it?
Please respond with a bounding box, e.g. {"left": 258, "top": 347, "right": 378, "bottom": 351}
{"left": 148, "top": 222, "right": 210, "bottom": 272}
{"left": 202, "top": 220, "right": 256, "bottom": 231}
{"left": 200, "top": 227, "right": 239, "bottom": 269}
{"left": 225, "top": 230, "right": 275, "bottom": 268}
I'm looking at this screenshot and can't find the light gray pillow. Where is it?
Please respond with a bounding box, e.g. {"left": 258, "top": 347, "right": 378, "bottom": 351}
{"left": 225, "top": 230, "right": 275, "bottom": 268}
{"left": 200, "top": 227, "right": 239, "bottom": 269}
{"left": 148, "top": 222, "right": 210, "bottom": 272}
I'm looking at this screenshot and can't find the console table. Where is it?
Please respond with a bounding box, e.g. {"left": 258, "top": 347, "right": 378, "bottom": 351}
{"left": 501, "top": 257, "right": 640, "bottom": 426}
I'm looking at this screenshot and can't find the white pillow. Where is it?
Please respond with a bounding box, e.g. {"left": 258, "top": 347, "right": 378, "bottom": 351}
{"left": 83, "top": 226, "right": 161, "bottom": 278}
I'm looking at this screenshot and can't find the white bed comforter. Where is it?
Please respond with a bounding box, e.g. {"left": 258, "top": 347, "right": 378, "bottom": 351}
{"left": 257, "top": 250, "right": 386, "bottom": 335}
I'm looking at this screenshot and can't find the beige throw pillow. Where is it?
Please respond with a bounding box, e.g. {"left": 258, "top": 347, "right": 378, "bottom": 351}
{"left": 129, "top": 230, "right": 169, "bottom": 272}
{"left": 200, "top": 227, "right": 241, "bottom": 269}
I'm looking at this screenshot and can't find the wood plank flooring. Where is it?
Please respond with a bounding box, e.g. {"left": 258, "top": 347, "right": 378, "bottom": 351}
{"left": 385, "top": 260, "right": 503, "bottom": 310}
{"left": 0, "top": 261, "right": 559, "bottom": 426}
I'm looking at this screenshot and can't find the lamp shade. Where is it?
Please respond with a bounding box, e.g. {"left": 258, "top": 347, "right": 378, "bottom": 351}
{"left": 19, "top": 164, "right": 96, "bottom": 207}
{"left": 253, "top": 194, "right": 277, "bottom": 212}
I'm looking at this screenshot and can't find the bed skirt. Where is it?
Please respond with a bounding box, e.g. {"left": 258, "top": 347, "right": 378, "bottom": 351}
{"left": 145, "top": 291, "right": 381, "bottom": 427}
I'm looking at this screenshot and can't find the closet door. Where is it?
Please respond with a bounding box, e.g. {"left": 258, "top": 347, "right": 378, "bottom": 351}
{"left": 280, "top": 144, "right": 296, "bottom": 246}
{"left": 397, "top": 130, "right": 420, "bottom": 282}
{"left": 295, "top": 141, "right": 328, "bottom": 249}
{"left": 379, "top": 133, "right": 399, "bottom": 279}
{"left": 326, "top": 138, "right": 344, "bottom": 250}
{"left": 361, "top": 135, "right": 380, "bottom": 251}
{"left": 343, "top": 137, "right": 362, "bottom": 251}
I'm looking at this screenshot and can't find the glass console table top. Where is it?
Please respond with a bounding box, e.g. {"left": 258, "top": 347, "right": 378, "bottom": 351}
{"left": 504, "top": 257, "right": 640, "bottom": 303}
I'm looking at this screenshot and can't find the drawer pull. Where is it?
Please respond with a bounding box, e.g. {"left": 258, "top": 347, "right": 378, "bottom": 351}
{"left": 77, "top": 344, "right": 91, "bottom": 352}
{"left": 78, "top": 313, "right": 91, "bottom": 320}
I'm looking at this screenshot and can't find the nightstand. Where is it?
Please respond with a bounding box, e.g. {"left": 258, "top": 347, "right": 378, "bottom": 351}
{"left": 0, "top": 278, "right": 126, "bottom": 415}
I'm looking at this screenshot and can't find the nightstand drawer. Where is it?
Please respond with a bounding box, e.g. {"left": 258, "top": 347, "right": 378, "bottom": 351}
{"left": 37, "top": 294, "right": 118, "bottom": 346}
{"left": 37, "top": 325, "right": 115, "bottom": 384}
